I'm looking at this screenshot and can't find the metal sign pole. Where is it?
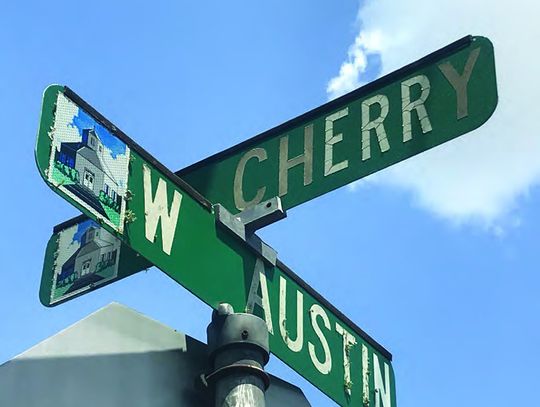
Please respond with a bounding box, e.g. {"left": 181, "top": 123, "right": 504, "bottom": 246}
{"left": 206, "top": 303, "right": 270, "bottom": 407}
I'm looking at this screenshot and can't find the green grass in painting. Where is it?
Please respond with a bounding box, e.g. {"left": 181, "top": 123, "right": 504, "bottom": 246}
{"left": 96, "top": 264, "right": 116, "bottom": 280}
{"left": 52, "top": 285, "right": 70, "bottom": 300}
{"left": 51, "top": 166, "right": 75, "bottom": 186}
{"left": 101, "top": 203, "right": 120, "bottom": 226}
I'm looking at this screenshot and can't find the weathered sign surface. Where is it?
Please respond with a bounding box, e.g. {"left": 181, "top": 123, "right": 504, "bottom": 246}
{"left": 39, "top": 216, "right": 148, "bottom": 306}
{"left": 178, "top": 35, "right": 497, "bottom": 213}
{"left": 43, "top": 35, "right": 498, "bottom": 306}
{"left": 36, "top": 85, "right": 396, "bottom": 406}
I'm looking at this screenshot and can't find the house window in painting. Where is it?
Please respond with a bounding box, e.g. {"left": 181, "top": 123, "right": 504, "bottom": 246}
{"left": 83, "top": 169, "right": 95, "bottom": 190}
{"left": 81, "top": 259, "right": 91, "bottom": 276}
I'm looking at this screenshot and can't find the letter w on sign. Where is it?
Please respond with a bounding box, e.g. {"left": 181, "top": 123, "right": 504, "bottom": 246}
{"left": 143, "top": 164, "right": 183, "bottom": 255}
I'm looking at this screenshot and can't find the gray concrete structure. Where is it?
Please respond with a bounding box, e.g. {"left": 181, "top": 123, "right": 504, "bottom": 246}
{"left": 0, "top": 303, "right": 310, "bottom": 407}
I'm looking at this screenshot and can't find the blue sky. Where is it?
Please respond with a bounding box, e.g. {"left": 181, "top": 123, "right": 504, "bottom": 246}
{"left": 1, "top": 1, "right": 539, "bottom": 406}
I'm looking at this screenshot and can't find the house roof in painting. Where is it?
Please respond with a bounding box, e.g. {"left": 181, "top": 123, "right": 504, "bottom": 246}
{"left": 59, "top": 139, "right": 120, "bottom": 186}
{"left": 60, "top": 237, "right": 114, "bottom": 272}
{"left": 77, "top": 146, "right": 104, "bottom": 171}
{"left": 59, "top": 142, "right": 82, "bottom": 154}
{"left": 78, "top": 239, "right": 113, "bottom": 258}
{"left": 62, "top": 251, "right": 77, "bottom": 271}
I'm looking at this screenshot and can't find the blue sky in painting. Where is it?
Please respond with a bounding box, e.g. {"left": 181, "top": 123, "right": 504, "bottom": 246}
{"left": 72, "top": 219, "right": 99, "bottom": 244}
{"left": 1, "top": 1, "right": 539, "bottom": 407}
{"left": 71, "top": 107, "right": 126, "bottom": 158}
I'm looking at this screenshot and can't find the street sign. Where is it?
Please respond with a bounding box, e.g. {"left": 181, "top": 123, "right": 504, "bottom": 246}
{"left": 43, "top": 35, "right": 498, "bottom": 306}
{"left": 39, "top": 215, "right": 149, "bottom": 306}
{"left": 177, "top": 35, "right": 497, "bottom": 213}
{"left": 36, "top": 85, "right": 396, "bottom": 406}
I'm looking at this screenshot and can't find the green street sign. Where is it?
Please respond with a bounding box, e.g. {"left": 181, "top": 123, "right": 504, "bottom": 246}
{"left": 36, "top": 85, "right": 395, "bottom": 406}
{"left": 39, "top": 215, "right": 148, "bottom": 306}
{"left": 178, "top": 35, "right": 497, "bottom": 213}
{"left": 44, "top": 36, "right": 499, "bottom": 304}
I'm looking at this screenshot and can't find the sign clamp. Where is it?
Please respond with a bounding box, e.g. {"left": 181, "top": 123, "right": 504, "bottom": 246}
{"left": 214, "top": 197, "right": 286, "bottom": 266}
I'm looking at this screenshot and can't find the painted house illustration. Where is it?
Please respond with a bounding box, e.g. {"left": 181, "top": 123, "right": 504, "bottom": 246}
{"left": 55, "top": 128, "right": 122, "bottom": 214}
{"left": 57, "top": 225, "right": 121, "bottom": 286}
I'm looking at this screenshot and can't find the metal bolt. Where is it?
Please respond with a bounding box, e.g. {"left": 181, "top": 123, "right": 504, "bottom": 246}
{"left": 241, "top": 329, "right": 249, "bottom": 340}
{"left": 217, "top": 303, "right": 234, "bottom": 316}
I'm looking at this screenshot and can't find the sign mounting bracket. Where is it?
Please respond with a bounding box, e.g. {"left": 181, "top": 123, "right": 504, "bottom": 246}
{"left": 214, "top": 197, "right": 286, "bottom": 266}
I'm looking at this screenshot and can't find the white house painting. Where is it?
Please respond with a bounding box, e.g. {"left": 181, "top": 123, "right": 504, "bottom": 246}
{"left": 51, "top": 220, "right": 121, "bottom": 304}
{"left": 47, "top": 92, "right": 130, "bottom": 232}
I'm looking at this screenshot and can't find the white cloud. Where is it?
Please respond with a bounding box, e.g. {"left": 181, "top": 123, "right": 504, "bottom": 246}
{"left": 328, "top": 0, "right": 540, "bottom": 229}
{"left": 327, "top": 30, "right": 383, "bottom": 99}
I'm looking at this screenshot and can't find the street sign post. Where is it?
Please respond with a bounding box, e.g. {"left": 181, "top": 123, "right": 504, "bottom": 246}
{"left": 177, "top": 35, "right": 497, "bottom": 214}
{"left": 36, "top": 85, "right": 396, "bottom": 406}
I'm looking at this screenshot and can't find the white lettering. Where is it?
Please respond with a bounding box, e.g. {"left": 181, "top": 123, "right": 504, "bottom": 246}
{"left": 279, "top": 124, "right": 313, "bottom": 196}
{"left": 439, "top": 47, "right": 481, "bottom": 119}
{"left": 336, "top": 323, "right": 356, "bottom": 396}
{"left": 233, "top": 148, "right": 267, "bottom": 211}
{"left": 324, "top": 108, "right": 349, "bottom": 176}
{"left": 143, "top": 164, "right": 182, "bottom": 255}
{"left": 279, "top": 276, "right": 304, "bottom": 352}
{"left": 246, "top": 258, "right": 274, "bottom": 334}
{"left": 401, "top": 75, "right": 432, "bottom": 142}
{"left": 374, "top": 353, "right": 392, "bottom": 407}
{"left": 361, "top": 95, "right": 390, "bottom": 161}
{"left": 362, "top": 345, "right": 370, "bottom": 405}
{"left": 308, "top": 304, "right": 332, "bottom": 375}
